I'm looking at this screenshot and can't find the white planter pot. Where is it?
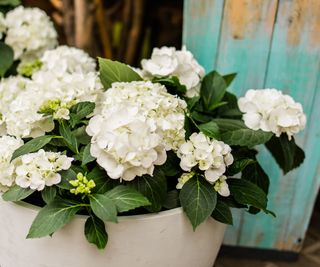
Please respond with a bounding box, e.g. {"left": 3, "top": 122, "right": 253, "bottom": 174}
{"left": 0, "top": 200, "right": 226, "bottom": 267}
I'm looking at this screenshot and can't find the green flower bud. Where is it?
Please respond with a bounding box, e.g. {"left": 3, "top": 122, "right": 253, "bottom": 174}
{"left": 69, "top": 172, "right": 96, "bottom": 195}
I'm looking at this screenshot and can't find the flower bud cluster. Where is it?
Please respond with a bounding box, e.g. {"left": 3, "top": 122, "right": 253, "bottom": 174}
{"left": 69, "top": 173, "right": 96, "bottom": 195}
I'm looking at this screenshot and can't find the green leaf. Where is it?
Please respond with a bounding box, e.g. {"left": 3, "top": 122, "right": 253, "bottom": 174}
{"left": 180, "top": 176, "right": 217, "bottom": 230}
{"left": 186, "top": 96, "right": 200, "bottom": 111}
{"left": 128, "top": 168, "right": 167, "bottom": 212}
{"left": 184, "top": 115, "right": 198, "bottom": 139}
{"left": 152, "top": 76, "right": 186, "bottom": 95}
{"left": 217, "top": 92, "right": 242, "bottom": 118}
{"left": 58, "top": 168, "right": 77, "bottom": 190}
{"left": 191, "top": 110, "right": 212, "bottom": 123}
{"left": 227, "top": 158, "right": 256, "bottom": 176}
{"left": 160, "top": 151, "right": 181, "bottom": 176}
{"left": 69, "top": 102, "right": 95, "bottom": 127}
{"left": 213, "top": 120, "right": 273, "bottom": 148}
{"left": 105, "top": 185, "right": 151, "bottom": 213}
{"left": 223, "top": 73, "right": 237, "bottom": 87}
{"left": 85, "top": 215, "right": 108, "bottom": 249}
{"left": 242, "top": 161, "right": 270, "bottom": 194}
{"left": 70, "top": 101, "right": 95, "bottom": 119}
{"left": 212, "top": 118, "right": 246, "bottom": 132}
{"left": 0, "top": 0, "right": 20, "bottom": 6}
{"left": 89, "top": 194, "right": 118, "bottom": 222}
{"left": 221, "top": 129, "right": 273, "bottom": 148}
{"left": 87, "top": 167, "right": 119, "bottom": 194}
{"left": 211, "top": 200, "right": 233, "bottom": 225}
{"left": 200, "top": 71, "right": 227, "bottom": 110}
{"left": 98, "top": 58, "right": 142, "bottom": 89}
{"left": 82, "top": 144, "right": 95, "bottom": 165}
{"left": 73, "top": 126, "right": 91, "bottom": 145}
{"left": 2, "top": 185, "right": 34, "bottom": 201}
{"left": 265, "top": 134, "right": 305, "bottom": 174}
{"left": 11, "top": 135, "right": 54, "bottom": 161}
{"left": 41, "top": 186, "right": 57, "bottom": 204}
{"left": 206, "top": 101, "right": 228, "bottom": 111}
{"left": 163, "top": 190, "right": 180, "bottom": 209}
{"left": 59, "top": 121, "right": 78, "bottom": 153}
{"left": 228, "top": 178, "right": 268, "bottom": 211}
{"left": 27, "top": 199, "right": 82, "bottom": 238}
{"left": 198, "top": 121, "right": 220, "bottom": 139}
{"left": 0, "top": 42, "right": 14, "bottom": 77}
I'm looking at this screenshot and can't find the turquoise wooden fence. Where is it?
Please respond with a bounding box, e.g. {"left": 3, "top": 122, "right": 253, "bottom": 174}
{"left": 183, "top": 0, "right": 320, "bottom": 252}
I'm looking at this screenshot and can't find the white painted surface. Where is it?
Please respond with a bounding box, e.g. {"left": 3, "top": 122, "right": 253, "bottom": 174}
{"left": 0, "top": 201, "right": 226, "bottom": 267}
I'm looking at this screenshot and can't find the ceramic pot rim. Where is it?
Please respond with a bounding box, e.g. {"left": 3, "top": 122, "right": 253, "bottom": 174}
{"left": 12, "top": 200, "right": 184, "bottom": 222}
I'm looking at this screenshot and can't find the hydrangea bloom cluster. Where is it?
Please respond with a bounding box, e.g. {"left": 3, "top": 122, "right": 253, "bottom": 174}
{"left": 34, "top": 45, "right": 96, "bottom": 77}
{"left": 0, "top": 47, "right": 102, "bottom": 138}
{"left": 141, "top": 46, "right": 205, "bottom": 97}
{"left": 238, "top": 89, "right": 306, "bottom": 140}
{"left": 96, "top": 81, "right": 187, "bottom": 151}
{"left": 4, "top": 6, "right": 58, "bottom": 62}
{"left": 177, "top": 132, "right": 233, "bottom": 196}
{"left": 0, "top": 12, "right": 5, "bottom": 40}
{"left": 0, "top": 135, "right": 23, "bottom": 192}
{"left": 14, "top": 149, "right": 73, "bottom": 191}
{"left": 87, "top": 81, "right": 186, "bottom": 181}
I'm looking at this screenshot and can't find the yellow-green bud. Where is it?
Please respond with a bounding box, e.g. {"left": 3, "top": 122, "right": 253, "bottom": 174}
{"left": 176, "top": 172, "right": 195, "bottom": 189}
{"left": 38, "top": 99, "right": 61, "bottom": 114}
{"left": 69, "top": 173, "right": 96, "bottom": 195}
{"left": 18, "top": 60, "right": 43, "bottom": 77}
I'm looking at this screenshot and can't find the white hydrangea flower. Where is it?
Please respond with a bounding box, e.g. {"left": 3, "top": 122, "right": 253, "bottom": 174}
{"left": 0, "top": 12, "right": 6, "bottom": 40}
{"left": 177, "top": 132, "right": 233, "bottom": 186}
{"left": 176, "top": 172, "right": 194, "bottom": 189}
{"left": 213, "top": 175, "right": 230, "bottom": 197}
{"left": 3, "top": 88, "right": 55, "bottom": 138}
{"left": 87, "top": 105, "right": 167, "bottom": 181}
{"left": 35, "top": 46, "right": 96, "bottom": 77}
{"left": 0, "top": 76, "right": 31, "bottom": 136}
{"left": 141, "top": 47, "right": 178, "bottom": 76}
{"left": 141, "top": 46, "right": 205, "bottom": 97}
{"left": 0, "top": 71, "right": 103, "bottom": 138}
{"left": 32, "top": 71, "right": 103, "bottom": 104}
{"left": 14, "top": 149, "right": 73, "bottom": 191}
{"left": 96, "top": 81, "right": 187, "bottom": 151}
{"left": 0, "top": 76, "right": 29, "bottom": 107}
{"left": 87, "top": 80, "right": 186, "bottom": 181}
{"left": 238, "top": 89, "right": 306, "bottom": 139}
{"left": 4, "top": 6, "right": 58, "bottom": 62}
{"left": 0, "top": 136, "right": 23, "bottom": 192}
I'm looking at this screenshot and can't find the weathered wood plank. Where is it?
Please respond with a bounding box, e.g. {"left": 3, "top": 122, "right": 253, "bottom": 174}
{"left": 215, "top": 0, "right": 278, "bottom": 95}
{"left": 235, "top": 0, "right": 320, "bottom": 250}
{"left": 183, "top": 0, "right": 224, "bottom": 71}
{"left": 213, "top": 0, "right": 279, "bottom": 247}
{"left": 262, "top": 0, "right": 320, "bottom": 251}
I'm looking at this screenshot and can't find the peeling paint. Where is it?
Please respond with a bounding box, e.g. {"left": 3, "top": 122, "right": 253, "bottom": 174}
{"left": 225, "top": 0, "right": 277, "bottom": 39}
{"left": 286, "top": 0, "right": 308, "bottom": 46}
{"left": 309, "top": 0, "right": 320, "bottom": 47}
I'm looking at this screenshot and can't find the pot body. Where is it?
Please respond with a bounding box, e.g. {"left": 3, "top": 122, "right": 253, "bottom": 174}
{"left": 0, "top": 201, "right": 226, "bottom": 267}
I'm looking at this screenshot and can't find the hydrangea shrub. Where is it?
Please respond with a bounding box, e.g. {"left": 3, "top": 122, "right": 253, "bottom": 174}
{"left": 0, "top": 5, "right": 306, "bottom": 250}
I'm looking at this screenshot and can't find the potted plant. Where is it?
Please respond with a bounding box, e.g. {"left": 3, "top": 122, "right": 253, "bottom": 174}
{"left": 0, "top": 5, "right": 306, "bottom": 267}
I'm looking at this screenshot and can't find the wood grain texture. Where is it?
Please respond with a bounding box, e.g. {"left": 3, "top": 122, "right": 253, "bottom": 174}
{"left": 215, "top": 0, "right": 279, "bottom": 248}
{"left": 183, "top": 0, "right": 224, "bottom": 71}
{"left": 183, "top": 0, "right": 320, "bottom": 252}
{"left": 263, "top": 0, "right": 320, "bottom": 251}
{"left": 215, "top": 0, "right": 278, "bottom": 94}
